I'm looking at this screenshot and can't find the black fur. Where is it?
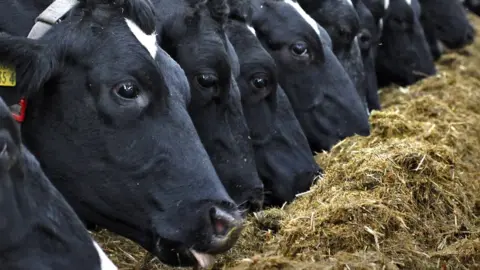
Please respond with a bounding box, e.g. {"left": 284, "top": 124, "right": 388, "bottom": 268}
{"left": 0, "top": 97, "right": 105, "bottom": 270}
{"left": 419, "top": 0, "right": 474, "bottom": 56}
{"left": 0, "top": 0, "right": 243, "bottom": 267}
{"left": 225, "top": 13, "right": 320, "bottom": 206}
{"left": 298, "top": 0, "right": 370, "bottom": 114}
{"left": 154, "top": 0, "right": 265, "bottom": 228}
{"left": 375, "top": 0, "right": 436, "bottom": 87}
{"left": 250, "top": 0, "right": 370, "bottom": 152}
{"left": 354, "top": 0, "right": 381, "bottom": 111}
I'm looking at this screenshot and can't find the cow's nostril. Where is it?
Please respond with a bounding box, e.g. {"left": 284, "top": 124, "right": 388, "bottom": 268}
{"left": 209, "top": 207, "right": 237, "bottom": 237}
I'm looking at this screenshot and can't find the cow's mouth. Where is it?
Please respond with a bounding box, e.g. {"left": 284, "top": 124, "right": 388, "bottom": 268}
{"left": 152, "top": 243, "right": 216, "bottom": 268}
{"left": 152, "top": 244, "right": 217, "bottom": 269}
{"left": 151, "top": 226, "right": 243, "bottom": 268}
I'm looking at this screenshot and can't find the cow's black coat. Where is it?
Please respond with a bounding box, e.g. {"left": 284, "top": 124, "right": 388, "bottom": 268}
{"left": 0, "top": 0, "right": 243, "bottom": 267}
{"left": 298, "top": 0, "right": 371, "bottom": 112}
{"left": 250, "top": 0, "right": 370, "bottom": 152}
{"left": 375, "top": 0, "right": 436, "bottom": 87}
{"left": 225, "top": 0, "right": 320, "bottom": 206}
{"left": 354, "top": 0, "right": 381, "bottom": 111}
{"left": 154, "top": 0, "right": 264, "bottom": 213}
{"left": 0, "top": 97, "right": 108, "bottom": 270}
{"left": 419, "top": 0, "right": 474, "bottom": 60}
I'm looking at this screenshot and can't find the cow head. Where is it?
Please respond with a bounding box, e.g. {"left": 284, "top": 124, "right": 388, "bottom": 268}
{"left": 0, "top": 0, "right": 243, "bottom": 267}
{"left": 419, "top": 0, "right": 474, "bottom": 50}
{"left": 250, "top": 0, "right": 370, "bottom": 152}
{"left": 157, "top": 0, "right": 264, "bottom": 212}
{"left": 0, "top": 97, "right": 117, "bottom": 270}
{"left": 354, "top": 0, "right": 381, "bottom": 111}
{"left": 225, "top": 1, "right": 321, "bottom": 206}
{"left": 376, "top": 0, "right": 436, "bottom": 87}
{"left": 419, "top": 4, "right": 443, "bottom": 60}
{"left": 298, "top": 0, "right": 370, "bottom": 113}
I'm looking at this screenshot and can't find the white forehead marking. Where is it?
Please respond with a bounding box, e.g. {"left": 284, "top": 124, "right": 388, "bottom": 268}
{"left": 93, "top": 241, "right": 118, "bottom": 270}
{"left": 284, "top": 0, "right": 320, "bottom": 36}
{"left": 345, "top": 0, "right": 353, "bottom": 7}
{"left": 125, "top": 18, "right": 158, "bottom": 59}
{"left": 247, "top": 25, "right": 257, "bottom": 36}
{"left": 384, "top": 0, "right": 390, "bottom": 10}
{"left": 405, "top": 0, "right": 411, "bottom": 5}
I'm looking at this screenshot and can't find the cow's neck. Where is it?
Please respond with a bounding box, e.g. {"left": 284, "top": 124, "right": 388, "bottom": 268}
{"left": 0, "top": 152, "right": 31, "bottom": 251}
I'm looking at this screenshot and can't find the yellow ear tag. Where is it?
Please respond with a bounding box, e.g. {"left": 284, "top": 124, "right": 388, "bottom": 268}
{"left": 0, "top": 65, "right": 16, "bottom": 87}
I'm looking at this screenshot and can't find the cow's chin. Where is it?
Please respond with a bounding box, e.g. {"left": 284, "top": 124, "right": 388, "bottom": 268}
{"left": 152, "top": 244, "right": 216, "bottom": 268}
{"left": 151, "top": 228, "right": 244, "bottom": 268}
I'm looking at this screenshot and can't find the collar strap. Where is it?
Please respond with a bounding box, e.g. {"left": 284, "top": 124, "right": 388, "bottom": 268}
{"left": 10, "top": 0, "right": 78, "bottom": 123}
{"left": 27, "top": 0, "right": 78, "bottom": 39}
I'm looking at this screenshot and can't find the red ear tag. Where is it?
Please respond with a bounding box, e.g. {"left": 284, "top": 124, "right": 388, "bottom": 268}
{"left": 12, "top": 98, "right": 27, "bottom": 123}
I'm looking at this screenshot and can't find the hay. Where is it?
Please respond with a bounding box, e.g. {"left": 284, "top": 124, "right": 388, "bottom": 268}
{"left": 92, "top": 13, "right": 480, "bottom": 270}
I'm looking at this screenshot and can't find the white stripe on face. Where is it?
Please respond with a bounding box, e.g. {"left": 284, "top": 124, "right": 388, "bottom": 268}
{"left": 125, "top": 18, "right": 158, "bottom": 59}
{"left": 248, "top": 25, "right": 257, "bottom": 36}
{"left": 405, "top": 0, "right": 412, "bottom": 5}
{"left": 384, "top": 0, "right": 390, "bottom": 10}
{"left": 284, "top": 0, "right": 321, "bottom": 36}
{"left": 345, "top": 0, "right": 353, "bottom": 7}
{"left": 93, "top": 241, "right": 118, "bottom": 270}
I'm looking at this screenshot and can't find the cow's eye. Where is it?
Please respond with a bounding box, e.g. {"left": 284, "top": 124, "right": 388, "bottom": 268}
{"left": 392, "top": 17, "right": 404, "bottom": 27}
{"left": 114, "top": 82, "right": 140, "bottom": 99}
{"left": 290, "top": 42, "right": 309, "bottom": 57}
{"left": 196, "top": 74, "right": 218, "bottom": 89}
{"left": 251, "top": 75, "right": 269, "bottom": 90}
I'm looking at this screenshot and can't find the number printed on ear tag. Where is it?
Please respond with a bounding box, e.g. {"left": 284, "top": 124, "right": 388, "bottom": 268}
{"left": 0, "top": 65, "right": 16, "bottom": 87}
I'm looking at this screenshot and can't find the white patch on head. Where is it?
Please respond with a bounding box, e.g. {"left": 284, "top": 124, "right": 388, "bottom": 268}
{"left": 247, "top": 25, "right": 256, "bottom": 36}
{"left": 284, "top": 0, "right": 320, "bottom": 36}
{"left": 405, "top": 0, "right": 411, "bottom": 6}
{"left": 125, "top": 18, "right": 158, "bottom": 59}
{"left": 93, "top": 241, "right": 118, "bottom": 270}
{"left": 379, "top": 18, "right": 384, "bottom": 30}
{"left": 345, "top": 0, "right": 353, "bottom": 7}
{"left": 384, "top": 0, "right": 390, "bottom": 10}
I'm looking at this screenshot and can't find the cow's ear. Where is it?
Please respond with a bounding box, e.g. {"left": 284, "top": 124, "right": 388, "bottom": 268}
{"left": 79, "top": 0, "right": 157, "bottom": 34}
{"left": 121, "top": 0, "right": 157, "bottom": 34}
{"left": 0, "top": 33, "right": 56, "bottom": 100}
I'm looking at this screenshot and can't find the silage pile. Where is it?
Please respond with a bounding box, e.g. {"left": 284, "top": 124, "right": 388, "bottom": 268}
{"left": 93, "top": 14, "right": 480, "bottom": 270}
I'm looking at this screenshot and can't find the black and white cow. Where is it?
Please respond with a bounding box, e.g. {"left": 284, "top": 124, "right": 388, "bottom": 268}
{"left": 249, "top": 0, "right": 370, "bottom": 152}
{"left": 0, "top": 0, "right": 242, "bottom": 268}
{"left": 153, "top": 0, "right": 265, "bottom": 212}
{"left": 0, "top": 97, "right": 117, "bottom": 270}
{"left": 354, "top": 0, "right": 381, "bottom": 111}
{"left": 374, "top": 0, "right": 436, "bottom": 87}
{"left": 298, "top": 0, "right": 372, "bottom": 113}
{"left": 419, "top": 0, "right": 475, "bottom": 60}
{"left": 225, "top": 0, "right": 321, "bottom": 206}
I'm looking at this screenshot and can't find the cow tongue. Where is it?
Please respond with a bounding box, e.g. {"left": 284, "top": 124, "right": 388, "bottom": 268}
{"left": 190, "top": 249, "right": 215, "bottom": 269}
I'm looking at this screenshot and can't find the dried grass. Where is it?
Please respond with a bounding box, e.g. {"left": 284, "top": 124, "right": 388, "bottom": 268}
{"left": 92, "top": 13, "right": 480, "bottom": 270}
